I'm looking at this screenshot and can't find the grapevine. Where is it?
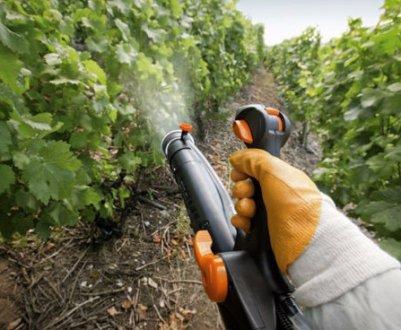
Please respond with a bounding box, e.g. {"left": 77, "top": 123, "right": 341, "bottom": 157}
{"left": 0, "top": 0, "right": 264, "bottom": 238}
{"left": 268, "top": 0, "right": 401, "bottom": 258}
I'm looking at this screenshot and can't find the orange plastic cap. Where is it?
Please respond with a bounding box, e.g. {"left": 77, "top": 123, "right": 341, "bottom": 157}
{"left": 233, "top": 120, "right": 253, "bottom": 144}
{"left": 179, "top": 122, "right": 193, "bottom": 133}
{"left": 193, "top": 230, "right": 228, "bottom": 302}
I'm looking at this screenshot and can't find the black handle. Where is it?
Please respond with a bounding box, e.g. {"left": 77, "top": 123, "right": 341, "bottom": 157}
{"left": 234, "top": 104, "right": 309, "bottom": 329}
{"left": 234, "top": 105, "right": 292, "bottom": 288}
{"left": 234, "top": 104, "right": 291, "bottom": 157}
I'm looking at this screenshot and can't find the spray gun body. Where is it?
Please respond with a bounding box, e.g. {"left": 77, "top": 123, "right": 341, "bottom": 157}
{"left": 162, "top": 130, "right": 235, "bottom": 252}
{"left": 162, "top": 105, "right": 309, "bottom": 330}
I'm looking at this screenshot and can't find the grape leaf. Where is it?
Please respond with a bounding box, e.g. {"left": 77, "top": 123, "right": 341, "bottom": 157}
{"left": 380, "top": 238, "right": 401, "bottom": 260}
{"left": 0, "top": 164, "right": 15, "bottom": 194}
{"left": 115, "top": 18, "right": 131, "bottom": 41}
{"left": 84, "top": 60, "right": 107, "bottom": 85}
{"left": 0, "top": 44, "right": 23, "bottom": 93}
{"left": 116, "top": 43, "right": 138, "bottom": 65}
{"left": 0, "top": 22, "right": 29, "bottom": 54}
{"left": 119, "top": 152, "right": 142, "bottom": 171}
{"left": 360, "top": 88, "right": 383, "bottom": 108}
{"left": 0, "top": 122, "right": 12, "bottom": 157}
{"left": 22, "top": 141, "right": 81, "bottom": 204}
{"left": 370, "top": 206, "right": 401, "bottom": 232}
{"left": 47, "top": 202, "right": 79, "bottom": 226}
{"left": 387, "top": 82, "right": 401, "bottom": 93}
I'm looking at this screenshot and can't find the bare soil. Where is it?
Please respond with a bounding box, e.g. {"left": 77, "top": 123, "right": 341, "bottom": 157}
{"left": 0, "top": 68, "right": 321, "bottom": 330}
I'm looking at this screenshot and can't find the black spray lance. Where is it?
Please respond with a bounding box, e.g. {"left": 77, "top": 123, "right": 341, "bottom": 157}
{"left": 162, "top": 104, "right": 309, "bottom": 330}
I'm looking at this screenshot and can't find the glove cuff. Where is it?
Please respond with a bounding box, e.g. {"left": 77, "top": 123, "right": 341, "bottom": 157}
{"left": 289, "top": 193, "right": 401, "bottom": 307}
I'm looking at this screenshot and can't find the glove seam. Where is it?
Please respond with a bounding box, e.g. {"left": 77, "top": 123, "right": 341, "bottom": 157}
{"left": 263, "top": 170, "right": 319, "bottom": 206}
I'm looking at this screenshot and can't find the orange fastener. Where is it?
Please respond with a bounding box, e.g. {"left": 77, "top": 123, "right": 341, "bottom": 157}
{"left": 266, "top": 107, "right": 280, "bottom": 116}
{"left": 193, "top": 230, "right": 228, "bottom": 302}
{"left": 265, "top": 107, "right": 284, "bottom": 132}
{"left": 233, "top": 120, "right": 253, "bottom": 144}
{"left": 179, "top": 122, "right": 193, "bottom": 133}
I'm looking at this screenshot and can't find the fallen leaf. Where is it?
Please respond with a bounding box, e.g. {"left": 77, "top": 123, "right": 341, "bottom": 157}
{"left": 107, "top": 306, "right": 120, "bottom": 316}
{"left": 179, "top": 248, "right": 187, "bottom": 259}
{"left": 43, "top": 242, "right": 55, "bottom": 253}
{"left": 179, "top": 307, "right": 196, "bottom": 320}
{"left": 137, "top": 304, "right": 148, "bottom": 321}
{"left": 152, "top": 233, "right": 161, "bottom": 244}
{"left": 160, "top": 313, "right": 184, "bottom": 330}
{"left": 7, "top": 318, "right": 22, "bottom": 330}
{"left": 147, "top": 277, "right": 158, "bottom": 289}
{"left": 121, "top": 298, "right": 133, "bottom": 310}
{"left": 175, "top": 312, "right": 185, "bottom": 322}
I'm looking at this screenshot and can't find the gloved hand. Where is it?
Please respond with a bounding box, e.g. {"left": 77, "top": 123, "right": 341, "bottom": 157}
{"left": 230, "top": 148, "right": 321, "bottom": 273}
{"left": 229, "top": 149, "right": 400, "bottom": 308}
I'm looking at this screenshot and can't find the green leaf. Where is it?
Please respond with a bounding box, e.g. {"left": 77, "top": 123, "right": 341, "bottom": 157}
{"left": 370, "top": 205, "right": 401, "bottom": 232}
{"left": 142, "top": 25, "right": 164, "bottom": 42}
{"left": 9, "top": 112, "right": 62, "bottom": 139}
{"left": 387, "top": 82, "right": 401, "bottom": 93}
{"left": 385, "top": 146, "right": 401, "bottom": 162}
{"left": 370, "top": 187, "right": 401, "bottom": 204}
{"left": 360, "top": 88, "right": 383, "bottom": 108}
{"left": 382, "top": 93, "right": 401, "bottom": 114}
{"left": 371, "top": 27, "right": 401, "bottom": 55}
{"left": 82, "top": 188, "right": 102, "bottom": 208}
{"left": 35, "top": 220, "right": 52, "bottom": 239}
{"left": 0, "top": 44, "right": 24, "bottom": 93}
{"left": 119, "top": 152, "right": 142, "bottom": 171}
{"left": 0, "top": 82, "right": 26, "bottom": 111}
{"left": 0, "top": 122, "right": 12, "bottom": 157}
{"left": 15, "top": 189, "right": 38, "bottom": 210}
{"left": 170, "top": 0, "right": 183, "bottom": 18}
{"left": 84, "top": 60, "right": 107, "bottom": 85}
{"left": 380, "top": 238, "right": 401, "bottom": 260}
{"left": 0, "top": 22, "right": 29, "bottom": 54}
{"left": 0, "top": 164, "right": 15, "bottom": 194}
{"left": 118, "top": 186, "right": 130, "bottom": 207}
{"left": 366, "top": 154, "right": 393, "bottom": 176}
{"left": 114, "top": 18, "right": 131, "bottom": 41}
{"left": 50, "top": 78, "right": 81, "bottom": 86}
{"left": 115, "top": 43, "right": 138, "bottom": 65}
{"left": 109, "top": 0, "right": 130, "bottom": 15}
{"left": 44, "top": 53, "right": 62, "bottom": 66}
{"left": 344, "top": 106, "right": 363, "bottom": 121}
{"left": 21, "top": 141, "right": 81, "bottom": 204}
{"left": 47, "top": 203, "right": 79, "bottom": 226}
{"left": 13, "top": 152, "right": 30, "bottom": 169}
{"left": 23, "top": 113, "right": 53, "bottom": 131}
{"left": 86, "top": 37, "right": 108, "bottom": 53}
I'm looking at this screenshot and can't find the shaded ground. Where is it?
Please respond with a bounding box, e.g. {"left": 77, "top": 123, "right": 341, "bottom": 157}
{"left": 0, "top": 68, "right": 321, "bottom": 330}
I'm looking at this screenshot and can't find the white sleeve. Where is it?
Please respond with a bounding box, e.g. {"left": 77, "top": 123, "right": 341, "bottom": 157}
{"left": 304, "top": 269, "right": 401, "bottom": 330}
{"left": 288, "top": 194, "right": 401, "bottom": 329}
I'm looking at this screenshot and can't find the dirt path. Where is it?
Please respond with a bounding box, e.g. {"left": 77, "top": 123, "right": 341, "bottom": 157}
{"left": 0, "top": 68, "right": 321, "bottom": 330}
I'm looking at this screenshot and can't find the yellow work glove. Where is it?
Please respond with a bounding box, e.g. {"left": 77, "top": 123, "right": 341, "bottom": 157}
{"left": 229, "top": 148, "right": 322, "bottom": 273}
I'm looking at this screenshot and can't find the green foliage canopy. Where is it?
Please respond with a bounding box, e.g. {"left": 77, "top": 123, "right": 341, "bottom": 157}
{"left": 0, "top": 0, "right": 265, "bottom": 238}
{"left": 267, "top": 0, "right": 401, "bottom": 258}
